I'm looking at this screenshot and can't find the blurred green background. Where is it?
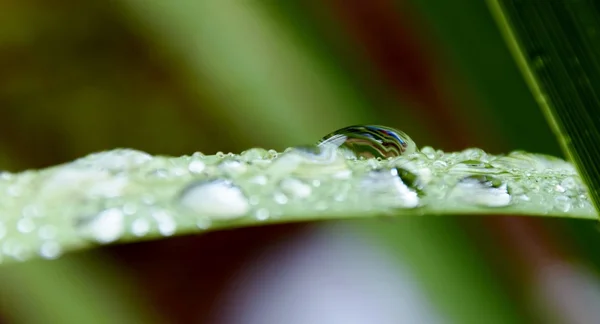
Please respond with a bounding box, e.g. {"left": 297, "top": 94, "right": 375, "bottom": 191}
{"left": 1, "top": 1, "right": 600, "bottom": 323}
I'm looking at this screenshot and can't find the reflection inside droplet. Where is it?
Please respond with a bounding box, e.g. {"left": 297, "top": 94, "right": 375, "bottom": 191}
{"left": 318, "top": 125, "right": 417, "bottom": 159}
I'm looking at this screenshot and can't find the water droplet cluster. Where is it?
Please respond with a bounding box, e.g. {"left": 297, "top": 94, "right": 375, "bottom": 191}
{"left": 0, "top": 128, "right": 594, "bottom": 264}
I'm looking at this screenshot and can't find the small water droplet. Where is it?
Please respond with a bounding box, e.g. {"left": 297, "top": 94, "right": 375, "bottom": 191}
{"left": 188, "top": 160, "right": 206, "bottom": 174}
{"left": 273, "top": 192, "right": 288, "bottom": 205}
{"left": 17, "top": 218, "right": 35, "bottom": 233}
{"left": 122, "top": 203, "right": 138, "bottom": 215}
{"left": 39, "top": 241, "right": 61, "bottom": 259}
{"left": 449, "top": 175, "right": 511, "bottom": 207}
{"left": 420, "top": 147, "right": 436, "bottom": 160}
{"left": 318, "top": 125, "right": 416, "bottom": 159}
{"left": 554, "top": 195, "right": 572, "bottom": 212}
{"left": 279, "top": 178, "right": 312, "bottom": 199}
{"left": 76, "top": 208, "right": 125, "bottom": 243}
{"left": 450, "top": 160, "right": 497, "bottom": 174}
{"left": 432, "top": 160, "right": 447, "bottom": 169}
{"left": 560, "top": 177, "right": 579, "bottom": 191}
{"left": 218, "top": 159, "right": 248, "bottom": 175}
{"left": 152, "top": 210, "right": 176, "bottom": 236}
{"left": 131, "top": 218, "right": 150, "bottom": 237}
{"left": 240, "top": 148, "right": 270, "bottom": 161}
{"left": 555, "top": 184, "right": 566, "bottom": 193}
{"left": 255, "top": 208, "right": 270, "bottom": 221}
{"left": 196, "top": 217, "right": 212, "bottom": 230}
{"left": 179, "top": 179, "right": 250, "bottom": 220}
{"left": 75, "top": 149, "right": 152, "bottom": 172}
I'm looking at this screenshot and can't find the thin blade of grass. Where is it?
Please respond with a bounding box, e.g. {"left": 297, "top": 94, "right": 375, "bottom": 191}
{"left": 489, "top": 0, "right": 600, "bottom": 213}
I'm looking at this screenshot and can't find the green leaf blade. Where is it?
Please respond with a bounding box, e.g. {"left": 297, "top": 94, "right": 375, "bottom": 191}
{"left": 0, "top": 146, "right": 595, "bottom": 265}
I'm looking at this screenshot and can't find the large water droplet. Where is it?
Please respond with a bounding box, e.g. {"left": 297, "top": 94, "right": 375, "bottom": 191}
{"left": 318, "top": 125, "right": 417, "bottom": 159}
{"left": 449, "top": 175, "right": 511, "bottom": 207}
{"left": 179, "top": 179, "right": 250, "bottom": 220}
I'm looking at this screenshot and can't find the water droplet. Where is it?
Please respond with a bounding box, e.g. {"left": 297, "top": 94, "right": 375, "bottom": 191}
{"left": 273, "top": 192, "right": 288, "bottom": 205}
{"left": 270, "top": 145, "right": 348, "bottom": 179}
{"left": 318, "top": 125, "right": 416, "bottom": 159}
{"left": 360, "top": 168, "right": 419, "bottom": 208}
{"left": 76, "top": 208, "right": 125, "bottom": 243}
{"left": 75, "top": 149, "right": 152, "bottom": 172}
{"left": 39, "top": 241, "right": 61, "bottom": 259}
{"left": 554, "top": 195, "right": 572, "bottom": 212}
{"left": 279, "top": 178, "right": 312, "bottom": 199}
{"left": 188, "top": 160, "right": 206, "bottom": 174}
{"left": 555, "top": 184, "right": 566, "bottom": 193}
{"left": 450, "top": 160, "right": 498, "bottom": 175}
{"left": 255, "top": 208, "right": 270, "bottom": 221}
{"left": 240, "top": 148, "right": 270, "bottom": 161}
{"left": 122, "top": 203, "right": 138, "bottom": 215}
{"left": 17, "top": 218, "right": 35, "bottom": 233}
{"left": 152, "top": 210, "right": 176, "bottom": 236}
{"left": 449, "top": 175, "right": 511, "bottom": 207}
{"left": 218, "top": 159, "right": 248, "bottom": 175}
{"left": 131, "top": 218, "right": 150, "bottom": 237}
{"left": 560, "top": 177, "right": 579, "bottom": 191}
{"left": 196, "top": 217, "right": 212, "bottom": 229}
{"left": 432, "top": 160, "right": 447, "bottom": 169}
{"left": 420, "top": 146, "right": 436, "bottom": 160}
{"left": 179, "top": 179, "right": 250, "bottom": 220}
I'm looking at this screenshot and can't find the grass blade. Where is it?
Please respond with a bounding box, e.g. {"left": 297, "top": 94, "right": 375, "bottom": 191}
{"left": 489, "top": 0, "right": 600, "bottom": 212}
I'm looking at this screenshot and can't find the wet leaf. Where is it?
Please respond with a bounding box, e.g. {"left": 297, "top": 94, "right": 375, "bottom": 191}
{"left": 0, "top": 146, "right": 595, "bottom": 265}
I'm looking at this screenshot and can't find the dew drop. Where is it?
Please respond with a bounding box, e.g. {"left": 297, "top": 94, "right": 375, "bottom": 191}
{"left": 360, "top": 168, "right": 419, "bottom": 208}
{"left": 554, "top": 195, "right": 572, "bottom": 212}
{"left": 196, "top": 217, "right": 212, "bottom": 230}
{"left": 240, "top": 148, "right": 270, "bottom": 161}
{"left": 449, "top": 175, "right": 511, "bottom": 207}
{"left": 273, "top": 192, "right": 289, "bottom": 205}
{"left": 122, "top": 203, "right": 138, "bottom": 215}
{"left": 152, "top": 210, "right": 176, "bottom": 236}
{"left": 255, "top": 208, "right": 270, "bottom": 221}
{"left": 560, "top": 177, "right": 579, "bottom": 191}
{"left": 279, "top": 178, "right": 312, "bottom": 199}
{"left": 131, "top": 218, "right": 151, "bottom": 237}
{"left": 39, "top": 241, "right": 62, "bottom": 259}
{"left": 318, "top": 125, "right": 416, "bottom": 159}
{"left": 188, "top": 160, "right": 206, "bottom": 174}
{"left": 17, "top": 218, "right": 35, "bottom": 234}
{"left": 270, "top": 145, "right": 348, "bottom": 179}
{"left": 179, "top": 179, "right": 250, "bottom": 220}
{"left": 218, "top": 159, "right": 248, "bottom": 175}
{"left": 76, "top": 208, "right": 125, "bottom": 243}
{"left": 75, "top": 149, "right": 152, "bottom": 172}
